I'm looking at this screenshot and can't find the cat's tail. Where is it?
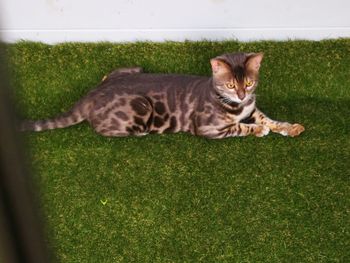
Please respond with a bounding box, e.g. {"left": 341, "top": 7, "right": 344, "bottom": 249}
{"left": 20, "top": 105, "right": 85, "bottom": 132}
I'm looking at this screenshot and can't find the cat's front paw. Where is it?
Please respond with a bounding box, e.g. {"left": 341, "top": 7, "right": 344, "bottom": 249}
{"left": 254, "top": 125, "right": 270, "bottom": 137}
{"left": 278, "top": 123, "right": 305, "bottom": 137}
{"left": 288, "top": 123, "right": 305, "bottom": 137}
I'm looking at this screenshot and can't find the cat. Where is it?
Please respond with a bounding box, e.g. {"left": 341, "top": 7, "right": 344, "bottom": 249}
{"left": 20, "top": 52, "right": 305, "bottom": 139}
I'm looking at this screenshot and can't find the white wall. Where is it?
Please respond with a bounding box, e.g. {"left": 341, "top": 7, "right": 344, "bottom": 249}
{"left": 0, "top": 0, "right": 349, "bottom": 43}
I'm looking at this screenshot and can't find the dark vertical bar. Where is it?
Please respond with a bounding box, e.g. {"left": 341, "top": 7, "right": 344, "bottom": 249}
{"left": 0, "top": 40, "right": 52, "bottom": 262}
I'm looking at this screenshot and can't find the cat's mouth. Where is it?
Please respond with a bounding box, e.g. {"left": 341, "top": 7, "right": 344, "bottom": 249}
{"left": 218, "top": 93, "right": 252, "bottom": 107}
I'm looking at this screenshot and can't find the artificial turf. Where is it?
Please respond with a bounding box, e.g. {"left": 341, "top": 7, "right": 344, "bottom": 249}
{"left": 5, "top": 39, "right": 350, "bottom": 262}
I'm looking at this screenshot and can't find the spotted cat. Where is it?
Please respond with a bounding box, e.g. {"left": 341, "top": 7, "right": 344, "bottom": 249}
{"left": 20, "top": 52, "right": 305, "bottom": 139}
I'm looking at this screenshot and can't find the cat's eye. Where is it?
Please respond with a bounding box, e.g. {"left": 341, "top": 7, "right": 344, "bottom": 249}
{"left": 245, "top": 80, "right": 254, "bottom": 87}
{"left": 226, "top": 83, "right": 235, "bottom": 89}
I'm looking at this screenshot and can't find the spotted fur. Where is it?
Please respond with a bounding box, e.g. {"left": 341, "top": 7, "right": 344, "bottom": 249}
{"left": 20, "top": 53, "right": 305, "bottom": 139}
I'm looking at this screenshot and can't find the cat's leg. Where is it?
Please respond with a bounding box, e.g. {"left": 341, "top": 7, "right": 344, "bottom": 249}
{"left": 90, "top": 116, "right": 130, "bottom": 137}
{"left": 197, "top": 123, "right": 270, "bottom": 139}
{"left": 249, "top": 108, "right": 305, "bottom": 137}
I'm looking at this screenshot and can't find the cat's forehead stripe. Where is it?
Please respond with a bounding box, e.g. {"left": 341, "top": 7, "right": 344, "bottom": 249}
{"left": 217, "top": 53, "right": 249, "bottom": 81}
{"left": 233, "top": 66, "right": 245, "bottom": 81}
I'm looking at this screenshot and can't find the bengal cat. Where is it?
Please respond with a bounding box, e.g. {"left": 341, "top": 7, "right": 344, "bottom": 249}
{"left": 20, "top": 52, "right": 305, "bottom": 139}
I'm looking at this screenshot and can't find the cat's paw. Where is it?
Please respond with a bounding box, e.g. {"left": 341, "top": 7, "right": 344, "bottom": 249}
{"left": 254, "top": 125, "right": 270, "bottom": 137}
{"left": 278, "top": 123, "right": 305, "bottom": 137}
{"left": 287, "top": 123, "right": 305, "bottom": 137}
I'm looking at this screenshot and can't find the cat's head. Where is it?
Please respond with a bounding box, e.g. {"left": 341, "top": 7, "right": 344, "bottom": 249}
{"left": 210, "top": 52, "right": 263, "bottom": 104}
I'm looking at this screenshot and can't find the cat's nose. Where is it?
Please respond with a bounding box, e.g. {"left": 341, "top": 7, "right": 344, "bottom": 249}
{"left": 237, "top": 89, "right": 245, "bottom": 100}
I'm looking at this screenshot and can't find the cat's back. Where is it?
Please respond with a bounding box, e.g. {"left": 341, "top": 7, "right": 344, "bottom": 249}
{"left": 101, "top": 72, "right": 209, "bottom": 93}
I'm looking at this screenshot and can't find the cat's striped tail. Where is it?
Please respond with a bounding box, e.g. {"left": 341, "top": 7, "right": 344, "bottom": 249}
{"left": 20, "top": 106, "right": 85, "bottom": 132}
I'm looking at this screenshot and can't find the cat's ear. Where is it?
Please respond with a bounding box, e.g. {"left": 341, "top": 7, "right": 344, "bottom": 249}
{"left": 246, "top": 53, "right": 264, "bottom": 72}
{"left": 210, "top": 59, "right": 231, "bottom": 76}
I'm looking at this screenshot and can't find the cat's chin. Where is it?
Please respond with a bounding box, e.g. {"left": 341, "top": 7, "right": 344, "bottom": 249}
{"left": 218, "top": 94, "right": 246, "bottom": 106}
{"left": 231, "top": 98, "right": 243, "bottom": 104}
{"left": 232, "top": 94, "right": 253, "bottom": 105}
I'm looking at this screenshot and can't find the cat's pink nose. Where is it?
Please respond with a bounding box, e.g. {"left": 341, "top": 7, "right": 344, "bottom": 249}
{"left": 237, "top": 90, "right": 245, "bottom": 100}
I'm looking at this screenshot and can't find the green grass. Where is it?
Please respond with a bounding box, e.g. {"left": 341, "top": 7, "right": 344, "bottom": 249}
{"left": 6, "top": 40, "right": 350, "bottom": 262}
